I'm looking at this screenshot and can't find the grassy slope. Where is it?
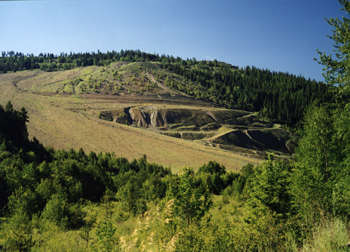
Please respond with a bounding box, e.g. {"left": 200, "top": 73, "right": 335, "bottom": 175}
{"left": 0, "top": 69, "right": 261, "bottom": 172}
{"left": 13, "top": 62, "right": 189, "bottom": 96}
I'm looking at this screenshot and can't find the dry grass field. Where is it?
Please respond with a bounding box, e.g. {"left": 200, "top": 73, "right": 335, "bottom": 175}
{"left": 0, "top": 69, "right": 262, "bottom": 172}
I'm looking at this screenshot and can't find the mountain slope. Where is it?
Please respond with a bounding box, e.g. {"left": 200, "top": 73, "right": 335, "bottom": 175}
{"left": 1, "top": 50, "right": 331, "bottom": 125}
{"left": 0, "top": 69, "right": 262, "bottom": 171}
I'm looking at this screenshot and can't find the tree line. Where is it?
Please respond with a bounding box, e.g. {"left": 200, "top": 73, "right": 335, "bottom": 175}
{"left": 159, "top": 60, "right": 331, "bottom": 125}
{"left": 0, "top": 50, "right": 160, "bottom": 73}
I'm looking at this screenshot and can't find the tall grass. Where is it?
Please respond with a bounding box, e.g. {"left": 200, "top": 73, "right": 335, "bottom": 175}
{"left": 302, "top": 218, "right": 349, "bottom": 252}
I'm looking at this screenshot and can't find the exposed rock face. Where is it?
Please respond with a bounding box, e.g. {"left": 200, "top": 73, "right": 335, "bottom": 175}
{"left": 129, "top": 107, "right": 150, "bottom": 128}
{"left": 98, "top": 106, "right": 293, "bottom": 154}
{"left": 150, "top": 110, "right": 165, "bottom": 128}
{"left": 211, "top": 129, "right": 289, "bottom": 152}
{"left": 124, "top": 107, "right": 251, "bottom": 128}
{"left": 99, "top": 106, "right": 261, "bottom": 129}
{"left": 104, "top": 107, "right": 227, "bottom": 128}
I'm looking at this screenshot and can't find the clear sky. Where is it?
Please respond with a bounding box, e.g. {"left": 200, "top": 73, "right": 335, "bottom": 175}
{"left": 0, "top": 0, "right": 344, "bottom": 81}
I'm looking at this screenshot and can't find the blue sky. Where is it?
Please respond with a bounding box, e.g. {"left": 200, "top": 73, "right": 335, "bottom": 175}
{"left": 0, "top": 0, "right": 344, "bottom": 81}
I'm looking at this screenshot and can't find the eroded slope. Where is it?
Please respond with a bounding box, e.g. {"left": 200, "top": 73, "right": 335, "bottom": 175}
{"left": 99, "top": 105, "right": 292, "bottom": 156}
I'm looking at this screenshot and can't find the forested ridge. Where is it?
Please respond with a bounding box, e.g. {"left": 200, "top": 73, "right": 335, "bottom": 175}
{"left": 0, "top": 50, "right": 330, "bottom": 125}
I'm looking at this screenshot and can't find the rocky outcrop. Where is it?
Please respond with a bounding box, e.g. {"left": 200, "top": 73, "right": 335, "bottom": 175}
{"left": 129, "top": 107, "right": 150, "bottom": 128}
{"left": 211, "top": 128, "right": 290, "bottom": 153}
{"left": 98, "top": 106, "right": 292, "bottom": 154}
{"left": 99, "top": 106, "right": 265, "bottom": 129}
{"left": 150, "top": 110, "right": 166, "bottom": 128}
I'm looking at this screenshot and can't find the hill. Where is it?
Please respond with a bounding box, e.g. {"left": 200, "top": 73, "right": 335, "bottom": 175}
{"left": 0, "top": 50, "right": 331, "bottom": 125}
{"left": 0, "top": 56, "right": 306, "bottom": 170}
{"left": 1, "top": 1, "right": 350, "bottom": 249}
{"left": 0, "top": 67, "right": 264, "bottom": 172}
{"left": 0, "top": 50, "right": 348, "bottom": 251}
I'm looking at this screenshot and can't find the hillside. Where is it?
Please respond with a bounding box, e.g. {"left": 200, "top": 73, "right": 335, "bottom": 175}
{"left": 0, "top": 52, "right": 348, "bottom": 252}
{"left": 0, "top": 51, "right": 332, "bottom": 170}
{"left": 0, "top": 50, "right": 331, "bottom": 125}
{"left": 99, "top": 105, "right": 291, "bottom": 154}
{"left": 0, "top": 57, "right": 303, "bottom": 171}
{"left": 0, "top": 68, "right": 264, "bottom": 172}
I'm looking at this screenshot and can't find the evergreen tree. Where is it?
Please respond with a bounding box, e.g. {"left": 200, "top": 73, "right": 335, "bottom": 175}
{"left": 169, "top": 169, "right": 212, "bottom": 226}
{"left": 290, "top": 0, "right": 350, "bottom": 228}
{"left": 317, "top": 0, "right": 350, "bottom": 89}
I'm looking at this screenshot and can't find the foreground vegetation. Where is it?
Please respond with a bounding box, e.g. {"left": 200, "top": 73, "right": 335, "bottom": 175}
{"left": 0, "top": 99, "right": 349, "bottom": 251}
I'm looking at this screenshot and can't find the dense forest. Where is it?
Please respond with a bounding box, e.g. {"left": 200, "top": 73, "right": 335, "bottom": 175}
{"left": 0, "top": 50, "right": 330, "bottom": 125}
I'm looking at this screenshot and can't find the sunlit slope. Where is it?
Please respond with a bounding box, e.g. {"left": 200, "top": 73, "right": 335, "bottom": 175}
{"left": 10, "top": 62, "right": 191, "bottom": 97}
{"left": 0, "top": 70, "right": 261, "bottom": 171}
